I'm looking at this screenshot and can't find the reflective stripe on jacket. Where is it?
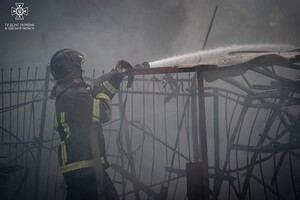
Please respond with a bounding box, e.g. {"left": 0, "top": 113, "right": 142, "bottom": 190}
{"left": 55, "top": 81, "right": 115, "bottom": 173}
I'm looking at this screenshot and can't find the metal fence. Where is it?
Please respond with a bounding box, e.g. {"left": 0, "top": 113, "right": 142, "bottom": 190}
{"left": 1, "top": 65, "right": 299, "bottom": 199}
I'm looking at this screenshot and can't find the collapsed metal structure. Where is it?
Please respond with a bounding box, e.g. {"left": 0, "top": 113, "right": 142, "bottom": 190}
{"left": 0, "top": 49, "right": 300, "bottom": 200}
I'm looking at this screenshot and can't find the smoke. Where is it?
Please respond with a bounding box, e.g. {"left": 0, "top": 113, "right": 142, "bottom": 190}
{"left": 1, "top": 0, "right": 300, "bottom": 199}
{"left": 1, "top": 0, "right": 299, "bottom": 70}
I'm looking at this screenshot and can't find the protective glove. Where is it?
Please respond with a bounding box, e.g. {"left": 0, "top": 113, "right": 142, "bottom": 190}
{"left": 115, "top": 60, "right": 133, "bottom": 77}
{"left": 92, "top": 60, "right": 133, "bottom": 99}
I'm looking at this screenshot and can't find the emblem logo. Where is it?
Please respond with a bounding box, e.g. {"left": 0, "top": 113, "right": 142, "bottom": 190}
{"left": 11, "top": 3, "right": 28, "bottom": 20}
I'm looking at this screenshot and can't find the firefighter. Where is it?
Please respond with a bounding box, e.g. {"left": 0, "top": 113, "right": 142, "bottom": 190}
{"left": 50, "top": 49, "right": 131, "bottom": 200}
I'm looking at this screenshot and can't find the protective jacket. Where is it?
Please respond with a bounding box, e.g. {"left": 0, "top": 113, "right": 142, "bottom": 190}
{"left": 52, "top": 70, "right": 123, "bottom": 175}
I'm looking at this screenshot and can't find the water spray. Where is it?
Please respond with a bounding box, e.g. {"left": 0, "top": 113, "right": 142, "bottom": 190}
{"left": 126, "top": 43, "right": 299, "bottom": 87}
{"left": 148, "top": 44, "right": 296, "bottom": 68}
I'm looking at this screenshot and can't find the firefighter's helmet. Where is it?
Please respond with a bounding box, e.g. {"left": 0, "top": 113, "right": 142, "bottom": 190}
{"left": 50, "top": 49, "right": 85, "bottom": 83}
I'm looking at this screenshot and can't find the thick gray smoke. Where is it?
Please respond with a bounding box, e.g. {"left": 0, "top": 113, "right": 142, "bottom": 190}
{"left": 1, "top": 0, "right": 300, "bottom": 70}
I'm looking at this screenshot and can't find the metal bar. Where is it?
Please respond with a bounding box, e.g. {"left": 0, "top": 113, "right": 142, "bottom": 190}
{"left": 149, "top": 76, "right": 156, "bottom": 196}
{"left": 171, "top": 73, "right": 181, "bottom": 200}
{"left": 119, "top": 83, "right": 127, "bottom": 200}
{"left": 83, "top": 76, "right": 193, "bottom": 83}
{"left": 202, "top": 5, "right": 218, "bottom": 50}
{"left": 224, "top": 92, "right": 233, "bottom": 200}
{"left": 1, "top": 69, "right": 4, "bottom": 153}
{"left": 131, "top": 66, "right": 198, "bottom": 75}
{"left": 21, "top": 67, "right": 29, "bottom": 200}
{"left": 0, "top": 90, "right": 48, "bottom": 94}
{"left": 191, "top": 75, "right": 200, "bottom": 161}
{"left": 163, "top": 79, "right": 169, "bottom": 180}
{"left": 289, "top": 152, "right": 297, "bottom": 198}
{"left": 186, "top": 162, "right": 204, "bottom": 200}
{"left": 26, "top": 67, "right": 38, "bottom": 175}
{"left": 9, "top": 68, "right": 12, "bottom": 163}
{"left": 138, "top": 75, "right": 146, "bottom": 179}
{"left": 128, "top": 77, "right": 193, "bottom": 82}
{"left": 212, "top": 89, "right": 220, "bottom": 200}
{"left": 0, "top": 78, "right": 46, "bottom": 84}
{"left": 123, "top": 134, "right": 130, "bottom": 200}
{"left": 182, "top": 73, "right": 192, "bottom": 160}
{"left": 16, "top": 68, "right": 20, "bottom": 166}
{"left": 118, "top": 93, "right": 141, "bottom": 200}
{"left": 0, "top": 98, "right": 46, "bottom": 113}
{"left": 186, "top": 73, "right": 191, "bottom": 161}
{"left": 197, "top": 71, "right": 210, "bottom": 200}
{"left": 233, "top": 143, "right": 300, "bottom": 153}
{"left": 34, "top": 65, "right": 50, "bottom": 200}
{"left": 116, "top": 87, "right": 248, "bottom": 99}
